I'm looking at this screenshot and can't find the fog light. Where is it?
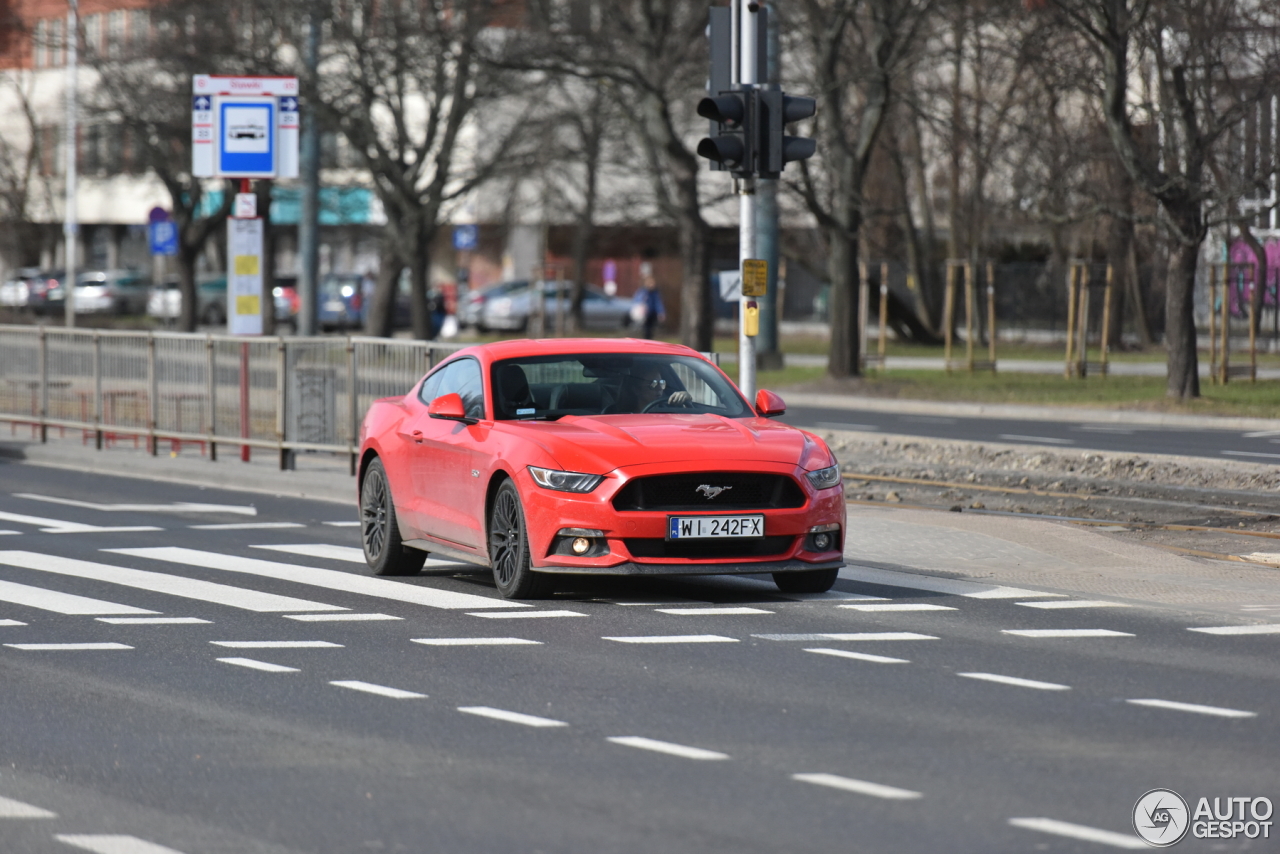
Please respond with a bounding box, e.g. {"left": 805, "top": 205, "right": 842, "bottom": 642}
{"left": 571, "top": 537, "right": 591, "bottom": 555}
{"left": 812, "top": 532, "right": 832, "bottom": 551}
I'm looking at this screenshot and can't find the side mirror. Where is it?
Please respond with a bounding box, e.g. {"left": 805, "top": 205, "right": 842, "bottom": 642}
{"left": 428, "top": 392, "right": 474, "bottom": 423}
{"left": 755, "top": 389, "right": 786, "bottom": 417}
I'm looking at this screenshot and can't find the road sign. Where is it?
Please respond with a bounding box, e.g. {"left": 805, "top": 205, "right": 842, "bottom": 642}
{"left": 148, "top": 220, "right": 178, "bottom": 256}
{"left": 453, "top": 224, "right": 478, "bottom": 251}
{"left": 192, "top": 76, "right": 299, "bottom": 179}
{"left": 742, "top": 259, "right": 768, "bottom": 297}
{"left": 227, "top": 217, "right": 264, "bottom": 335}
{"left": 219, "top": 97, "right": 276, "bottom": 178}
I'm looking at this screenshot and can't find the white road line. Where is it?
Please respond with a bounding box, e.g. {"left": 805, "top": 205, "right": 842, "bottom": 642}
{"left": 5, "top": 643, "right": 133, "bottom": 651}
{"left": 0, "top": 510, "right": 159, "bottom": 534}
{"left": 330, "top": 680, "right": 426, "bottom": 699}
{"left": 1126, "top": 698, "right": 1256, "bottom": 718}
{"left": 792, "top": 773, "right": 921, "bottom": 800}
{"left": 1243, "top": 429, "right": 1280, "bottom": 438}
{"left": 0, "top": 551, "right": 345, "bottom": 613}
{"left": 816, "top": 421, "right": 879, "bottom": 431}
{"left": 55, "top": 834, "right": 188, "bottom": 854}
{"left": 840, "top": 567, "right": 1065, "bottom": 599}
{"left": 0, "top": 530, "right": 19, "bottom": 535}
{"left": 322, "top": 521, "right": 360, "bottom": 527}
{"left": 110, "top": 547, "right": 527, "bottom": 610}
{"left": 958, "top": 672, "right": 1070, "bottom": 691}
{"left": 0, "top": 795, "right": 56, "bottom": 818}
{"left": 190, "top": 522, "right": 305, "bottom": 531}
{"left": 413, "top": 637, "right": 541, "bottom": 646}
{"left": 655, "top": 607, "right": 773, "bottom": 615}
{"left": 210, "top": 640, "right": 342, "bottom": 648}
{"left": 1008, "top": 817, "right": 1148, "bottom": 849}
{"left": 217, "top": 657, "right": 300, "bottom": 673}
{"left": 754, "top": 632, "right": 937, "bottom": 641}
{"left": 1077, "top": 426, "right": 1136, "bottom": 434}
{"left": 607, "top": 736, "right": 728, "bottom": 760}
{"left": 603, "top": 635, "right": 739, "bottom": 644}
{"left": 1189, "top": 624, "right": 1280, "bottom": 635}
{"left": 1016, "top": 600, "right": 1131, "bottom": 609}
{"left": 458, "top": 706, "right": 568, "bottom": 727}
{"left": 0, "top": 578, "right": 158, "bottom": 616}
{"left": 0, "top": 619, "right": 26, "bottom": 626}
{"left": 466, "top": 610, "right": 585, "bottom": 619}
{"left": 1224, "top": 450, "right": 1280, "bottom": 460}
{"left": 96, "top": 617, "right": 210, "bottom": 625}
{"left": 252, "top": 543, "right": 365, "bottom": 562}
{"left": 17, "top": 494, "right": 257, "bottom": 516}
{"left": 838, "top": 603, "right": 957, "bottom": 612}
{"left": 804, "top": 648, "right": 909, "bottom": 664}
{"left": 1002, "top": 629, "right": 1134, "bottom": 638}
{"left": 284, "top": 613, "right": 402, "bottom": 622}
{"left": 998, "top": 434, "right": 1075, "bottom": 445}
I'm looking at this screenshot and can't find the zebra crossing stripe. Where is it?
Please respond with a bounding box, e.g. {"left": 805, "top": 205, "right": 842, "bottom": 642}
{"left": 0, "top": 577, "right": 157, "bottom": 616}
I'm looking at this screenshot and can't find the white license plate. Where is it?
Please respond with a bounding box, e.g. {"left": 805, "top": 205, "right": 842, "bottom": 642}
{"left": 667, "top": 515, "right": 764, "bottom": 540}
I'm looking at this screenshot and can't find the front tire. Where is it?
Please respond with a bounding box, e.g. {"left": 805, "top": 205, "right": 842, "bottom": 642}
{"left": 361, "top": 458, "right": 427, "bottom": 576}
{"left": 773, "top": 568, "right": 839, "bottom": 594}
{"left": 488, "top": 480, "right": 554, "bottom": 599}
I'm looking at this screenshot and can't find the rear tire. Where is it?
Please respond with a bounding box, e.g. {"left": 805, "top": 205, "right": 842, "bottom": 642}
{"left": 361, "top": 458, "right": 427, "bottom": 576}
{"left": 773, "top": 568, "right": 838, "bottom": 594}
{"left": 488, "top": 479, "right": 554, "bottom": 599}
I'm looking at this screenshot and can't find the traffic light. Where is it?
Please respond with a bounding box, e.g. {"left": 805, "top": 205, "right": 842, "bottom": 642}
{"left": 696, "top": 91, "right": 753, "bottom": 175}
{"left": 759, "top": 90, "right": 816, "bottom": 178}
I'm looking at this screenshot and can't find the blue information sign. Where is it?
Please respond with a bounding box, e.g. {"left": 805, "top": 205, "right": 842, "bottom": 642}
{"left": 218, "top": 98, "right": 276, "bottom": 178}
{"left": 149, "top": 220, "right": 178, "bottom": 256}
{"left": 453, "top": 224, "right": 478, "bottom": 251}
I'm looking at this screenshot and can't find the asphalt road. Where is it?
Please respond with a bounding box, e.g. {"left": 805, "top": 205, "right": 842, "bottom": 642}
{"left": 782, "top": 404, "right": 1280, "bottom": 463}
{"left": 0, "top": 462, "right": 1275, "bottom": 853}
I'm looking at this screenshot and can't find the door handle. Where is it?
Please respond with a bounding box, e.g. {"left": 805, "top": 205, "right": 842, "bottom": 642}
{"left": 411, "top": 430, "right": 423, "bottom": 443}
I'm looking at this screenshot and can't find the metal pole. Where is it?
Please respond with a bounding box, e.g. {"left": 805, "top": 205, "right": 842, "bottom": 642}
{"left": 737, "top": 0, "right": 758, "bottom": 402}
{"left": 297, "top": 11, "right": 321, "bottom": 337}
{"left": 63, "top": 0, "right": 78, "bottom": 328}
{"left": 755, "top": 1, "right": 781, "bottom": 370}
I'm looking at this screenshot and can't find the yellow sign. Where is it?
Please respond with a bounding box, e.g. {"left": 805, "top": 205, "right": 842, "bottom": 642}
{"left": 744, "top": 303, "right": 759, "bottom": 337}
{"left": 742, "top": 259, "right": 768, "bottom": 297}
{"left": 234, "top": 255, "right": 260, "bottom": 276}
{"left": 235, "top": 295, "right": 261, "bottom": 316}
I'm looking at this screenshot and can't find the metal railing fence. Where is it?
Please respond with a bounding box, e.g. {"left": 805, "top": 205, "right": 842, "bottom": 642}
{"left": 0, "top": 326, "right": 467, "bottom": 471}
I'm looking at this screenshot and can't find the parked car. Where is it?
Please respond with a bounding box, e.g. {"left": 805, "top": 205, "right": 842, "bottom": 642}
{"left": 479, "top": 281, "right": 634, "bottom": 332}
{"left": 0, "top": 270, "right": 66, "bottom": 314}
{"left": 0, "top": 268, "right": 45, "bottom": 309}
{"left": 318, "top": 272, "right": 364, "bottom": 330}
{"left": 147, "top": 275, "right": 228, "bottom": 325}
{"left": 74, "top": 270, "right": 152, "bottom": 315}
{"left": 356, "top": 338, "right": 846, "bottom": 598}
{"left": 461, "top": 279, "right": 531, "bottom": 329}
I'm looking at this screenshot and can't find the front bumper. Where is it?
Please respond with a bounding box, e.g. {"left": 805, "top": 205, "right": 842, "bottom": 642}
{"left": 533, "top": 558, "right": 844, "bottom": 576}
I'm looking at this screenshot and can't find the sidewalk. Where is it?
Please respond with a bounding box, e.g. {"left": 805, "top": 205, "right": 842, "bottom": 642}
{"left": 3, "top": 432, "right": 1276, "bottom": 619}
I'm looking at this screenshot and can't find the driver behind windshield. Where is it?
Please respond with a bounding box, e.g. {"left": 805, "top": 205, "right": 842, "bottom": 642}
{"left": 611, "top": 366, "right": 691, "bottom": 413}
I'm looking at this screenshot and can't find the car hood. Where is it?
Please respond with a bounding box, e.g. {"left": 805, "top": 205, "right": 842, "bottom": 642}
{"left": 503, "top": 413, "right": 823, "bottom": 474}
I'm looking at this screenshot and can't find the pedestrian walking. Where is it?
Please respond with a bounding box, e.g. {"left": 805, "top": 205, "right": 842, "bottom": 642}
{"left": 632, "top": 272, "right": 666, "bottom": 339}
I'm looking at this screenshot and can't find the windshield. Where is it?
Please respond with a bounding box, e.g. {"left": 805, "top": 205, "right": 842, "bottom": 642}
{"left": 490, "top": 353, "right": 750, "bottom": 421}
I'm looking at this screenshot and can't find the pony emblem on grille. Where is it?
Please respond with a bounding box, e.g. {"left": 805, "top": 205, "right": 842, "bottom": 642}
{"left": 696, "top": 484, "right": 732, "bottom": 500}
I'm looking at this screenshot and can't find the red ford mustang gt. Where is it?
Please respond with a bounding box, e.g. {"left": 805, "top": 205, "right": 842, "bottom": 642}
{"left": 357, "top": 338, "right": 845, "bottom": 599}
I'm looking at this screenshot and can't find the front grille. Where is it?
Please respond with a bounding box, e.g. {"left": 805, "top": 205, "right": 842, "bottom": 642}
{"left": 624, "top": 536, "right": 795, "bottom": 560}
{"left": 612, "top": 472, "right": 805, "bottom": 512}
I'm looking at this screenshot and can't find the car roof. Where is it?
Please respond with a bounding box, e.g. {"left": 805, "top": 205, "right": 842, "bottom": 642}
{"left": 445, "top": 337, "right": 704, "bottom": 364}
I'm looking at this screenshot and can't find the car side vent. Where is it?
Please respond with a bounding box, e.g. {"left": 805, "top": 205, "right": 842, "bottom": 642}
{"left": 612, "top": 473, "right": 805, "bottom": 512}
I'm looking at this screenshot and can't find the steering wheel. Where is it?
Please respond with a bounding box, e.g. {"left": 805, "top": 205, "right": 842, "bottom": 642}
{"left": 641, "top": 391, "right": 691, "bottom": 413}
{"left": 641, "top": 398, "right": 668, "bottom": 413}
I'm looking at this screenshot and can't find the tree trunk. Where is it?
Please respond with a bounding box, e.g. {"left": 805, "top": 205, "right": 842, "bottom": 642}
{"left": 177, "top": 243, "right": 199, "bottom": 333}
{"left": 826, "top": 224, "right": 860, "bottom": 377}
{"left": 255, "top": 179, "right": 276, "bottom": 335}
{"left": 366, "top": 240, "right": 401, "bottom": 338}
{"left": 408, "top": 231, "right": 437, "bottom": 341}
{"left": 1164, "top": 208, "right": 1202, "bottom": 400}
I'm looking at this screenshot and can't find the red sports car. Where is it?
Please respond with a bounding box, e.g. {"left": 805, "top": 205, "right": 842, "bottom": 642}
{"left": 357, "top": 338, "right": 845, "bottom": 599}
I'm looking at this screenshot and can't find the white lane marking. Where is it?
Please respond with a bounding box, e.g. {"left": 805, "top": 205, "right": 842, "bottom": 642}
{"left": 1189, "top": 624, "right": 1280, "bottom": 635}
{"left": 784, "top": 592, "right": 889, "bottom": 602}
{"left": 1002, "top": 629, "right": 1134, "bottom": 638}
{"left": 322, "top": 521, "right": 360, "bottom": 527}
{"left": 284, "top": 613, "right": 402, "bottom": 622}
{"left": 330, "top": 680, "right": 426, "bottom": 699}
{"left": 840, "top": 567, "right": 1064, "bottom": 599}
{"left": 0, "top": 530, "right": 19, "bottom": 535}
{"left": 0, "top": 578, "right": 158, "bottom": 616}
{"left": 109, "top": 547, "right": 527, "bottom": 610}
{"left": 217, "top": 657, "right": 300, "bottom": 673}
{"left": 1009, "top": 818, "right": 1147, "bottom": 849}
{"left": 1076, "top": 425, "right": 1136, "bottom": 434}
{"left": 458, "top": 706, "right": 568, "bottom": 727}
{"left": 0, "top": 551, "right": 344, "bottom": 613}
{"left": 655, "top": 607, "right": 773, "bottom": 615}
{"left": 838, "top": 603, "right": 957, "bottom": 612}
{"left": 0, "top": 795, "right": 56, "bottom": 818}
{"left": 190, "top": 522, "right": 305, "bottom": 531}
{"left": 252, "top": 543, "right": 364, "bottom": 562}
{"left": 0, "top": 619, "right": 26, "bottom": 626}
{"left": 210, "top": 640, "right": 341, "bottom": 649}
{"left": 5, "top": 643, "right": 132, "bottom": 651}
{"left": 1244, "top": 430, "right": 1280, "bottom": 438}
{"left": 603, "top": 635, "right": 739, "bottom": 644}
{"left": 413, "top": 637, "right": 541, "bottom": 646}
{"left": 1016, "top": 600, "right": 1131, "bottom": 609}
{"left": 754, "top": 632, "right": 937, "bottom": 641}
{"left": 96, "top": 617, "right": 210, "bottom": 625}
{"left": 804, "top": 648, "right": 908, "bottom": 664}
{"left": 998, "top": 434, "right": 1075, "bottom": 446}
{"left": 1126, "top": 698, "right": 1256, "bottom": 718}
{"left": 0, "top": 510, "right": 159, "bottom": 534}
{"left": 607, "top": 736, "right": 728, "bottom": 760}
{"left": 17, "top": 493, "right": 257, "bottom": 516}
{"left": 792, "top": 772, "right": 921, "bottom": 799}
{"left": 816, "top": 421, "right": 879, "bottom": 432}
{"left": 1224, "top": 450, "right": 1280, "bottom": 460}
{"left": 603, "top": 599, "right": 713, "bottom": 606}
{"left": 467, "top": 610, "right": 585, "bottom": 619}
{"left": 54, "top": 834, "right": 188, "bottom": 854}
{"left": 958, "top": 672, "right": 1070, "bottom": 691}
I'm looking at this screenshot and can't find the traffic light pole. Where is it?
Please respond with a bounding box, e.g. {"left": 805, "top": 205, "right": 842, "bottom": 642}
{"left": 737, "top": 0, "right": 758, "bottom": 402}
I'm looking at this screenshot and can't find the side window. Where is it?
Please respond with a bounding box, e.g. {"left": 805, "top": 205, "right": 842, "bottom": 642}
{"left": 418, "top": 364, "right": 447, "bottom": 405}
{"left": 433, "top": 358, "right": 485, "bottom": 420}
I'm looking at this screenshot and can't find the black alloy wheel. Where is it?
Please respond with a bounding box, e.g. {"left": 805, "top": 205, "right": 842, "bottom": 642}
{"left": 488, "top": 479, "right": 554, "bottom": 599}
{"left": 361, "top": 457, "right": 427, "bottom": 576}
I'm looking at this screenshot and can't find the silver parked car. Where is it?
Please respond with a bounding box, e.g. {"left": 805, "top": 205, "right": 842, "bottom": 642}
{"left": 460, "top": 279, "right": 532, "bottom": 330}
{"left": 74, "top": 270, "right": 152, "bottom": 315}
{"left": 480, "top": 281, "right": 633, "bottom": 332}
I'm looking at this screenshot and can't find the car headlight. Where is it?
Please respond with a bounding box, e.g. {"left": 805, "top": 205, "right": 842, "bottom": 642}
{"left": 528, "top": 466, "right": 603, "bottom": 493}
{"left": 805, "top": 464, "right": 841, "bottom": 490}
